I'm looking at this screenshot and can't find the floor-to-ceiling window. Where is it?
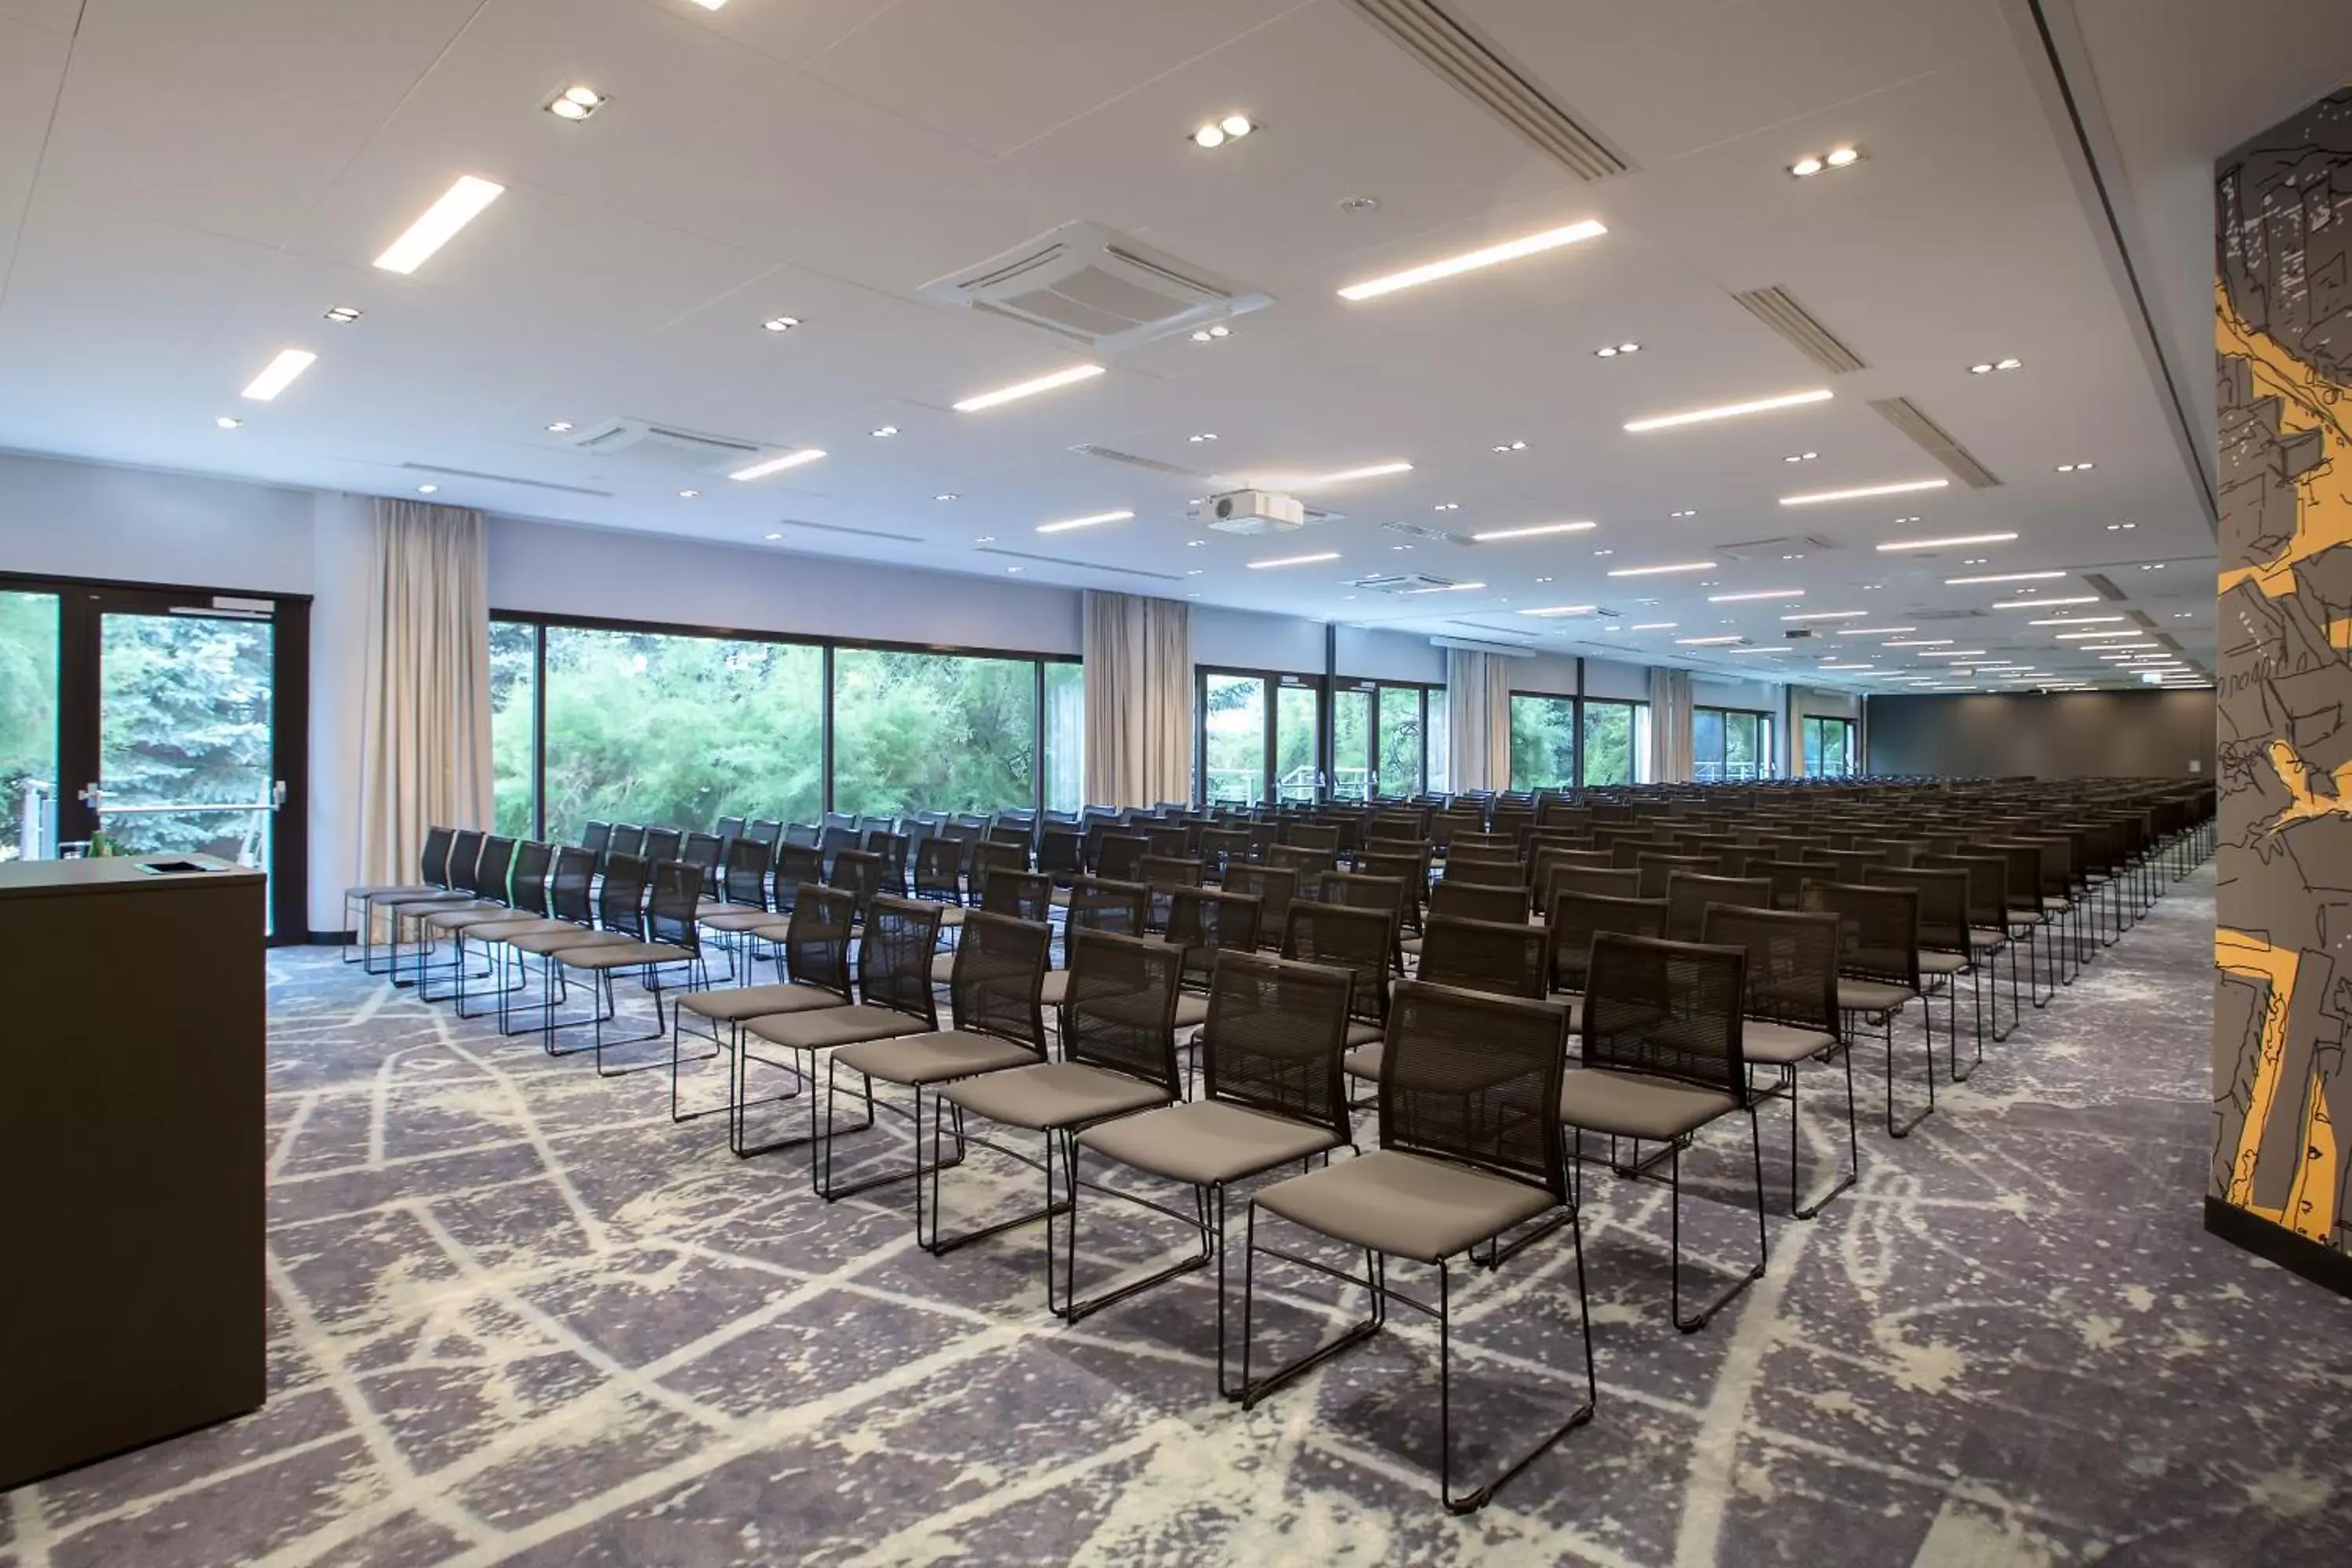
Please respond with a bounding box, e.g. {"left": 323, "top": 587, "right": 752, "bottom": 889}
{"left": 1581, "top": 699, "right": 1650, "bottom": 787}
{"left": 1693, "top": 706, "right": 1773, "bottom": 782}
{"left": 1376, "top": 684, "right": 1427, "bottom": 798}
{"left": 1802, "top": 714, "right": 1857, "bottom": 778}
{"left": 498, "top": 615, "right": 1073, "bottom": 834}
{"left": 0, "top": 589, "right": 59, "bottom": 862}
{"left": 1198, "top": 668, "right": 1323, "bottom": 805}
{"left": 1273, "top": 680, "right": 1322, "bottom": 801}
{"left": 1509, "top": 694, "right": 1578, "bottom": 790}
{"left": 1331, "top": 683, "right": 1372, "bottom": 800}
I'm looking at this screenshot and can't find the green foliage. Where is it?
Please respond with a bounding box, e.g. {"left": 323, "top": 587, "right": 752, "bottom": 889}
{"left": 1582, "top": 702, "right": 1637, "bottom": 787}
{"left": 97, "top": 614, "right": 273, "bottom": 857}
{"left": 1511, "top": 696, "right": 1576, "bottom": 789}
{"left": 0, "top": 592, "right": 59, "bottom": 848}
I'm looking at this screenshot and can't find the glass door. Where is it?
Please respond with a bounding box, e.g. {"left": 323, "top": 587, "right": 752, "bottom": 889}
{"left": 1199, "top": 670, "right": 1269, "bottom": 805}
{"left": 1, "top": 589, "right": 61, "bottom": 862}
{"left": 1272, "top": 678, "right": 1321, "bottom": 802}
{"left": 1331, "top": 684, "right": 1373, "bottom": 801}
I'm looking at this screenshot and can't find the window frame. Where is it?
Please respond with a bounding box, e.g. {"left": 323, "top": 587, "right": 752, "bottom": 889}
{"left": 1194, "top": 664, "right": 1323, "bottom": 807}
{"left": 1577, "top": 696, "right": 1651, "bottom": 788}
{"left": 1507, "top": 691, "right": 1581, "bottom": 792}
{"left": 1692, "top": 702, "right": 1777, "bottom": 783}
{"left": 1801, "top": 714, "right": 1858, "bottom": 778}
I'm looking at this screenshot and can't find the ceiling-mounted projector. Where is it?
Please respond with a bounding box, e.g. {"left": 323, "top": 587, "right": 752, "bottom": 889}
{"left": 1191, "top": 488, "right": 1306, "bottom": 535}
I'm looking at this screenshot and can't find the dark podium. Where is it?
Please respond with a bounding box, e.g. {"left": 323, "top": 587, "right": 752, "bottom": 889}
{"left": 0, "top": 854, "right": 267, "bottom": 1490}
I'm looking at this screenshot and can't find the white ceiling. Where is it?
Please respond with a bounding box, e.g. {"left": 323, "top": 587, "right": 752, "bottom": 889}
{"left": 0, "top": 0, "right": 2292, "bottom": 691}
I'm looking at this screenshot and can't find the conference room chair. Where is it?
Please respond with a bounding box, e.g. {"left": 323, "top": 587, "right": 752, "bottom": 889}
{"left": 1283, "top": 822, "right": 1341, "bottom": 855}
{"left": 467, "top": 844, "right": 604, "bottom": 1036}
{"left": 1287, "top": 899, "right": 1395, "bottom": 1069}
{"left": 1053, "top": 876, "right": 1149, "bottom": 995}
{"left": 673, "top": 884, "right": 860, "bottom": 1153}
{"left": 1220, "top": 864, "right": 1297, "bottom": 953}
{"left": 342, "top": 823, "right": 458, "bottom": 971}
{"left": 1095, "top": 833, "right": 1149, "bottom": 882}
{"left": 1544, "top": 891, "right": 1669, "bottom": 1003}
{"left": 1238, "top": 979, "right": 1591, "bottom": 1515}
{"left": 548, "top": 859, "right": 710, "bottom": 1078}
{"left": 579, "top": 821, "right": 612, "bottom": 862}
{"left": 828, "top": 848, "right": 887, "bottom": 925}
{"left": 1635, "top": 852, "right": 1720, "bottom": 900}
{"left": 927, "top": 931, "right": 1184, "bottom": 1276}
{"left": 1802, "top": 880, "right": 1931, "bottom": 1138}
{"left": 1663, "top": 873, "right": 1773, "bottom": 943}
{"left": 821, "top": 910, "right": 1051, "bottom": 1206}
{"left": 1918, "top": 852, "right": 2024, "bottom": 1042}
{"left": 642, "top": 827, "right": 685, "bottom": 866}
{"left": 1700, "top": 905, "right": 1856, "bottom": 1219}
{"left": 1420, "top": 877, "right": 1529, "bottom": 934}
{"left": 912, "top": 835, "right": 966, "bottom": 916}
{"left": 1037, "top": 826, "right": 1087, "bottom": 891}
{"left": 1319, "top": 871, "right": 1409, "bottom": 971}
{"left": 412, "top": 834, "right": 526, "bottom": 1000}
{"left": 1164, "top": 886, "right": 1264, "bottom": 1033}
{"left": 1414, "top": 915, "right": 1549, "bottom": 999}
{"left": 374, "top": 829, "right": 489, "bottom": 988}
{"left": 1865, "top": 866, "right": 1980, "bottom": 1079}
{"left": 934, "top": 870, "right": 1051, "bottom": 982}
{"left": 606, "top": 824, "right": 648, "bottom": 862}
{"left": 1744, "top": 858, "right": 1817, "bottom": 911}
{"left": 1196, "top": 826, "right": 1251, "bottom": 882}
{"left": 1559, "top": 933, "right": 1766, "bottom": 1334}
{"left": 437, "top": 838, "right": 550, "bottom": 1015}
{"left": 1439, "top": 855, "right": 1526, "bottom": 893}
{"left": 681, "top": 831, "right": 725, "bottom": 898}
{"left": 695, "top": 836, "right": 778, "bottom": 981}
{"left": 1544, "top": 864, "right": 1642, "bottom": 906}
{"left": 863, "top": 829, "right": 913, "bottom": 895}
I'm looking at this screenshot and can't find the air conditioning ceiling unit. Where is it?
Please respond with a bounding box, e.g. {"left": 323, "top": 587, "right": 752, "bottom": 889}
{"left": 558, "top": 419, "right": 766, "bottom": 476}
{"left": 922, "top": 222, "right": 1271, "bottom": 351}
{"left": 1192, "top": 489, "right": 1306, "bottom": 535}
{"left": 1351, "top": 572, "right": 1465, "bottom": 594}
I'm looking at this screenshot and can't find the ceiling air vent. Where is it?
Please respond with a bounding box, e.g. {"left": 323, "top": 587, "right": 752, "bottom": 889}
{"left": 1352, "top": 572, "right": 1468, "bottom": 594}
{"left": 1069, "top": 444, "right": 1214, "bottom": 481}
{"left": 1869, "top": 397, "right": 2002, "bottom": 488}
{"left": 1381, "top": 521, "right": 1469, "bottom": 544}
{"left": 921, "top": 222, "right": 1269, "bottom": 351}
{"left": 768, "top": 519, "right": 923, "bottom": 545}
{"left": 1345, "top": 0, "right": 1631, "bottom": 181}
{"left": 1712, "top": 534, "right": 1842, "bottom": 561}
{"left": 1731, "top": 286, "right": 1867, "bottom": 373}
{"left": 975, "top": 547, "right": 1185, "bottom": 583}
{"left": 400, "top": 462, "right": 612, "bottom": 498}
{"left": 558, "top": 419, "right": 767, "bottom": 477}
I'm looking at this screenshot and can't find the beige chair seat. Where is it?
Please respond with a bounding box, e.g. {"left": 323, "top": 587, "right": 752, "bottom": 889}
{"left": 680, "top": 983, "right": 848, "bottom": 1023}
{"left": 1254, "top": 1149, "right": 1553, "bottom": 1265}
{"left": 699, "top": 909, "right": 777, "bottom": 933}
{"left": 464, "top": 915, "right": 576, "bottom": 944}
{"left": 938, "top": 1060, "right": 1169, "bottom": 1131}
{"left": 2006, "top": 906, "right": 2046, "bottom": 925}
{"left": 2041, "top": 895, "right": 2071, "bottom": 911}
{"left": 1741, "top": 1020, "right": 1841, "bottom": 1066}
{"left": 1039, "top": 970, "right": 1073, "bottom": 1006}
{"left": 1836, "top": 978, "right": 1918, "bottom": 1014}
{"left": 1399, "top": 935, "right": 1425, "bottom": 957}
{"left": 833, "top": 1030, "right": 1041, "bottom": 1087}
{"left": 746, "top": 1004, "right": 929, "bottom": 1052}
{"left": 741, "top": 917, "right": 796, "bottom": 945}
{"left": 938, "top": 906, "right": 967, "bottom": 927}
{"left": 1173, "top": 992, "right": 1211, "bottom": 1029}
{"left": 1558, "top": 1066, "right": 1737, "bottom": 1142}
{"left": 348, "top": 882, "right": 436, "bottom": 900}
{"left": 1342, "top": 1041, "right": 1383, "bottom": 1082}
{"left": 1969, "top": 927, "right": 2009, "bottom": 950}
{"left": 1918, "top": 950, "right": 1969, "bottom": 976}
{"left": 558, "top": 940, "right": 695, "bottom": 971}
{"left": 506, "top": 927, "right": 630, "bottom": 957}
{"left": 929, "top": 951, "right": 959, "bottom": 985}
{"left": 1345, "top": 1020, "right": 1383, "bottom": 1047}
{"left": 422, "top": 903, "right": 517, "bottom": 931}
{"left": 381, "top": 892, "right": 481, "bottom": 916}
{"left": 699, "top": 901, "right": 768, "bottom": 920}
{"left": 1078, "top": 1100, "right": 1343, "bottom": 1188}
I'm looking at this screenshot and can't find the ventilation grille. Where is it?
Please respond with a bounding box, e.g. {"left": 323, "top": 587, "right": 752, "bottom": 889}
{"left": 1345, "top": 0, "right": 1630, "bottom": 181}
{"left": 1712, "top": 533, "right": 1842, "bottom": 561}
{"left": 561, "top": 419, "right": 766, "bottom": 476}
{"left": 1868, "top": 397, "right": 2002, "bottom": 488}
{"left": 401, "top": 463, "right": 612, "bottom": 498}
{"left": 921, "top": 222, "right": 1268, "bottom": 350}
{"left": 1731, "top": 286, "right": 1867, "bottom": 373}
{"left": 975, "top": 546, "right": 1184, "bottom": 582}
{"left": 1381, "top": 521, "right": 1468, "bottom": 544}
{"left": 769, "top": 518, "right": 924, "bottom": 544}
{"left": 1351, "top": 572, "right": 1466, "bottom": 593}
{"left": 1069, "top": 444, "right": 1212, "bottom": 480}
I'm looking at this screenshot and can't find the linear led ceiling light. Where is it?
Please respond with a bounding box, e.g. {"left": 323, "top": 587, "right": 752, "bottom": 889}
{"left": 1470, "top": 521, "right": 1595, "bottom": 542}
{"left": 1835, "top": 626, "right": 1917, "bottom": 635}
{"left": 1676, "top": 635, "right": 1744, "bottom": 646}
{"left": 1876, "top": 531, "right": 2018, "bottom": 550}
{"left": 728, "top": 448, "right": 826, "bottom": 481}
{"left": 2028, "top": 615, "right": 2125, "bottom": 626}
{"left": 1624, "top": 388, "right": 1831, "bottom": 434}
{"left": 1247, "top": 461, "right": 1414, "bottom": 488}
{"left": 1338, "top": 220, "right": 1606, "bottom": 301}
{"left": 1247, "top": 552, "right": 1340, "bottom": 570}
{"left": 374, "top": 176, "right": 506, "bottom": 274}
{"left": 952, "top": 364, "right": 1105, "bottom": 412}
{"left": 240, "top": 349, "right": 318, "bottom": 401}
{"left": 1517, "top": 604, "right": 1599, "bottom": 617}
{"left": 1781, "top": 478, "right": 1951, "bottom": 506}
{"left": 1947, "top": 571, "right": 2067, "bottom": 586}
{"left": 1994, "top": 594, "right": 2099, "bottom": 609}
{"left": 2055, "top": 630, "right": 2147, "bottom": 641}
{"left": 1608, "top": 560, "right": 1717, "bottom": 577}
{"left": 1401, "top": 581, "right": 1486, "bottom": 594}
{"left": 1782, "top": 610, "right": 1867, "bottom": 621}
{"left": 1035, "top": 509, "right": 1134, "bottom": 535}
{"left": 1882, "top": 638, "right": 1953, "bottom": 647}
{"left": 1708, "top": 588, "right": 1804, "bottom": 602}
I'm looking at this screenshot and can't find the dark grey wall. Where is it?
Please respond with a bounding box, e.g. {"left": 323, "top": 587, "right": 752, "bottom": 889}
{"left": 1864, "top": 690, "right": 2215, "bottom": 779}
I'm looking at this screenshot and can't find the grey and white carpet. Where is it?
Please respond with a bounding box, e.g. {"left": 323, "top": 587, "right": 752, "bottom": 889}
{"left": 6, "top": 865, "right": 2350, "bottom": 1567}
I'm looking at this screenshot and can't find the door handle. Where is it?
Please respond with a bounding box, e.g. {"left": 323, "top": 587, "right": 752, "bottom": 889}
{"left": 76, "top": 782, "right": 103, "bottom": 808}
{"left": 270, "top": 779, "right": 288, "bottom": 809}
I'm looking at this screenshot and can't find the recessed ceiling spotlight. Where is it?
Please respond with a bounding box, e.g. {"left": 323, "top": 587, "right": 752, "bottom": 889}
{"left": 240, "top": 348, "right": 318, "bottom": 401}
{"left": 953, "top": 363, "right": 1105, "bottom": 412}
{"left": 1189, "top": 325, "right": 1233, "bottom": 342}
{"left": 678, "top": 488, "right": 699, "bottom": 499}
{"left": 1595, "top": 343, "right": 1642, "bottom": 358}
{"left": 1187, "top": 432, "right": 1218, "bottom": 443}
{"left": 1338, "top": 194, "right": 1381, "bottom": 215}
{"left": 1788, "top": 145, "right": 1865, "bottom": 178}
{"left": 1490, "top": 440, "right": 1528, "bottom": 452}
{"left": 416, "top": 484, "right": 438, "bottom": 495}
{"left": 545, "top": 419, "right": 574, "bottom": 433}
{"left": 1185, "top": 569, "right": 1203, "bottom": 576}
{"left": 935, "top": 492, "right": 958, "bottom": 502}
{"left": 764, "top": 532, "right": 782, "bottom": 541}
{"left": 546, "top": 84, "right": 608, "bottom": 122}
{"left": 1186, "top": 539, "right": 1208, "bottom": 547}
{"left": 1968, "top": 357, "right": 2023, "bottom": 375}
{"left": 1338, "top": 219, "right": 1607, "bottom": 301}
{"left": 2056, "top": 461, "right": 2095, "bottom": 473}
{"left": 1433, "top": 502, "right": 1459, "bottom": 512}
{"left": 2140, "top": 562, "right": 2169, "bottom": 571}
{"left": 322, "top": 305, "right": 362, "bottom": 325}
{"left": 2106, "top": 521, "right": 2136, "bottom": 530}
{"left": 1007, "top": 567, "right": 1025, "bottom": 574}
{"left": 214, "top": 416, "right": 241, "bottom": 430}
{"left": 1594, "top": 549, "right": 1614, "bottom": 557}
{"left": 2174, "top": 612, "right": 2195, "bottom": 619}
{"left": 1625, "top": 387, "right": 1831, "bottom": 433}
{"left": 1669, "top": 509, "right": 1697, "bottom": 519}
{"left": 1191, "top": 114, "right": 1255, "bottom": 148}
{"left": 373, "top": 175, "right": 505, "bottom": 274}
{"left": 763, "top": 316, "right": 801, "bottom": 332}
{"left": 1782, "top": 451, "right": 1819, "bottom": 463}
{"left": 1391, "top": 543, "right": 1412, "bottom": 551}
{"left": 870, "top": 425, "right": 898, "bottom": 437}
{"left": 973, "top": 535, "right": 995, "bottom": 543}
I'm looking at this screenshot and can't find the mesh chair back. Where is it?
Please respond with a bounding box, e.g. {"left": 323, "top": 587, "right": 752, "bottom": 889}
{"left": 1546, "top": 891, "right": 1670, "bottom": 993}
{"left": 1200, "top": 951, "right": 1354, "bottom": 1143}
{"left": 1664, "top": 873, "right": 1773, "bottom": 942}
{"left": 1378, "top": 982, "right": 1568, "bottom": 1199}
{"left": 773, "top": 842, "right": 822, "bottom": 913}
{"left": 644, "top": 827, "right": 684, "bottom": 865}
{"left": 507, "top": 841, "right": 554, "bottom": 916}
{"left": 1285, "top": 822, "right": 1341, "bottom": 854}
{"left": 1545, "top": 864, "right": 1641, "bottom": 904}
{"left": 784, "top": 822, "right": 820, "bottom": 848}
{"left": 608, "top": 825, "right": 647, "bottom": 861}
{"left": 1219, "top": 864, "right": 1296, "bottom": 948}
{"left": 1416, "top": 916, "right": 1549, "bottom": 998}
{"left": 1095, "top": 833, "right": 1149, "bottom": 880}
{"left": 782, "top": 884, "right": 855, "bottom": 998}
{"left": 1802, "top": 881, "right": 1922, "bottom": 989}
{"left": 1442, "top": 855, "right": 1526, "bottom": 890}
{"left": 1856, "top": 838, "right": 1916, "bottom": 869}
{"left": 864, "top": 830, "right": 911, "bottom": 894}
{"left": 1804, "top": 847, "right": 1882, "bottom": 883}
{"left": 1581, "top": 934, "right": 1748, "bottom": 1099}
{"left": 1867, "top": 866, "right": 1969, "bottom": 956}
{"left": 1164, "top": 887, "right": 1263, "bottom": 990}
{"left": 1282, "top": 900, "right": 1395, "bottom": 1025}
{"left": 1143, "top": 825, "right": 1189, "bottom": 860}
{"left": 913, "top": 837, "right": 964, "bottom": 904}
{"left": 1139, "top": 855, "right": 1205, "bottom": 888}
{"left": 1197, "top": 827, "right": 1250, "bottom": 880}
{"left": 443, "top": 830, "right": 487, "bottom": 895}
{"left": 575, "top": 822, "right": 609, "bottom": 862}
{"left": 1066, "top": 876, "right": 1149, "bottom": 939}
{"left": 828, "top": 848, "right": 885, "bottom": 918}
{"left": 818, "top": 825, "right": 860, "bottom": 871}
{"left": 978, "top": 868, "right": 1053, "bottom": 923}
{"left": 546, "top": 846, "right": 597, "bottom": 923}
{"left": 720, "top": 837, "right": 772, "bottom": 909}
{"left": 645, "top": 862, "right": 702, "bottom": 953}
{"left": 682, "top": 831, "right": 724, "bottom": 880}
{"left": 1060, "top": 930, "right": 1184, "bottom": 1094}
{"left": 1038, "top": 828, "right": 1086, "bottom": 883}
{"left": 1428, "top": 879, "right": 1529, "bottom": 924}
{"left": 715, "top": 815, "right": 747, "bottom": 841}
{"left": 1746, "top": 858, "right": 1816, "bottom": 910}
{"left": 1264, "top": 844, "right": 1335, "bottom": 900}
{"left": 474, "top": 836, "right": 517, "bottom": 903}
{"left": 1635, "top": 851, "right": 1719, "bottom": 900}
{"left": 858, "top": 896, "right": 944, "bottom": 1025}
{"left": 1918, "top": 853, "right": 2009, "bottom": 932}
{"left": 1701, "top": 906, "right": 1838, "bottom": 1034}
{"left": 968, "top": 839, "right": 1029, "bottom": 895}
{"left": 597, "top": 853, "right": 652, "bottom": 938}
{"left": 947, "top": 910, "right": 1049, "bottom": 1051}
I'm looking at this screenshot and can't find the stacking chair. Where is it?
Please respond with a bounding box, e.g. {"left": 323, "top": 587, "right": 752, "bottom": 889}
{"left": 927, "top": 931, "right": 1184, "bottom": 1270}
{"left": 342, "top": 824, "right": 456, "bottom": 971}
{"left": 1414, "top": 916, "right": 1549, "bottom": 999}
{"left": 969, "top": 838, "right": 1029, "bottom": 903}
{"left": 1357, "top": 849, "right": 1429, "bottom": 937}
{"left": 1421, "top": 878, "right": 1529, "bottom": 932}
{"left": 828, "top": 848, "right": 886, "bottom": 924}
{"left": 469, "top": 846, "right": 605, "bottom": 1034}
{"left": 605, "top": 824, "right": 647, "bottom": 862}
{"left": 1221, "top": 864, "right": 1297, "bottom": 953}
{"left": 681, "top": 831, "right": 725, "bottom": 897}
{"left": 445, "top": 840, "right": 551, "bottom": 1017}
{"left": 1868, "top": 866, "right": 1980, "bottom": 1080}
{"left": 643, "top": 826, "right": 685, "bottom": 865}
{"left": 1559, "top": 934, "right": 1765, "bottom": 1332}
{"left": 822, "top": 911, "right": 1051, "bottom": 1204}
{"left": 1802, "top": 881, "right": 1929, "bottom": 1137}
{"left": 912, "top": 835, "right": 967, "bottom": 919}
{"left": 1197, "top": 826, "right": 1251, "bottom": 883}
{"left": 1239, "top": 981, "right": 1592, "bottom": 1513}
{"left": 735, "top": 896, "right": 942, "bottom": 1159}
{"left": 1635, "top": 852, "right": 1718, "bottom": 900}
{"left": 1265, "top": 844, "right": 1336, "bottom": 902}
{"left": 714, "top": 814, "right": 747, "bottom": 844}
{"left": 1095, "top": 833, "right": 1149, "bottom": 882}
{"left": 1702, "top": 906, "right": 1854, "bottom": 1218}
{"left": 673, "top": 884, "right": 855, "bottom": 1134}
{"left": 412, "top": 835, "right": 524, "bottom": 1000}
{"left": 696, "top": 836, "right": 777, "bottom": 979}
{"left": 1745, "top": 858, "right": 1817, "bottom": 912}
{"left": 1664, "top": 873, "right": 1773, "bottom": 942}
{"left": 548, "top": 859, "right": 710, "bottom": 1076}
{"left": 1037, "top": 827, "right": 1087, "bottom": 891}
{"left": 1285, "top": 822, "right": 1341, "bottom": 855}
{"left": 1440, "top": 855, "right": 1525, "bottom": 891}
{"left": 1321, "top": 871, "right": 1408, "bottom": 971}
{"left": 375, "top": 829, "right": 490, "bottom": 987}
{"left": 1144, "top": 825, "right": 1191, "bottom": 860}
{"left": 746, "top": 818, "right": 783, "bottom": 850}
{"left": 770, "top": 842, "right": 822, "bottom": 925}
{"left": 1287, "top": 901, "right": 1401, "bottom": 1102}
{"left": 579, "top": 821, "right": 613, "bottom": 862}
{"left": 1054, "top": 876, "right": 1149, "bottom": 995}
{"left": 1069, "top": 952, "right": 1356, "bottom": 1384}
{"left": 935, "top": 870, "right": 1052, "bottom": 982}
{"left": 1919, "top": 852, "right": 2022, "bottom": 1042}
{"left": 1544, "top": 864, "right": 1641, "bottom": 906}
{"left": 863, "top": 829, "right": 912, "bottom": 896}
{"left": 1544, "top": 891, "right": 1669, "bottom": 1001}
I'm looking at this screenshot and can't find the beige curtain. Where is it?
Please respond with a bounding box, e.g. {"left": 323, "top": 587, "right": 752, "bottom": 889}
{"left": 1649, "top": 666, "right": 1694, "bottom": 783}
{"left": 1082, "top": 590, "right": 1192, "bottom": 808}
{"left": 355, "top": 498, "right": 493, "bottom": 887}
{"left": 1444, "top": 648, "right": 1513, "bottom": 792}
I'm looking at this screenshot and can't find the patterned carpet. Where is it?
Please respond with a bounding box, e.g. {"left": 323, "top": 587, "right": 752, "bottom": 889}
{"left": 6, "top": 862, "right": 2350, "bottom": 1567}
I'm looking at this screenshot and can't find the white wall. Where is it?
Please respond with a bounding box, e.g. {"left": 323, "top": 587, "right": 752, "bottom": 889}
{"left": 1189, "top": 603, "right": 1326, "bottom": 673}
{"left": 1584, "top": 656, "right": 1653, "bottom": 702}
{"left": 0, "top": 451, "right": 316, "bottom": 592}
{"left": 1334, "top": 625, "right": 1444, "bottom": 684}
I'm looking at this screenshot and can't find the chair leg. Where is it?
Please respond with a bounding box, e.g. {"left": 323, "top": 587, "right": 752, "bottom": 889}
{"left": 1237, "top": 1204, "right": 1385, "bottom": 1408}
{"left": 1053, "top": 1145, "right": 1214, "bottom": 1325}
{"left": 1788, "top": 1055, "right": 1860, "bottom": 1221}
{"left": 1671, "top": 1118, "right": 1767, "bottom": 1333}
{"left": 1437, "top": 1252, "right": 1598, "bottom": 1515}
